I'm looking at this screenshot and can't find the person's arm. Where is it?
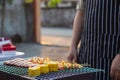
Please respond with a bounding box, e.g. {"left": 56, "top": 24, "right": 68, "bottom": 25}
{"left": 70, "top": 10, "right": 84, "bottom": 49}
{"left": 68, "top": 10, "right": 84, "bottom": 63}
{"left": 110, "top": 54, "right": 120, "bottom": 80}
{"left": 110, "top": 5, "right": 120, "bottom": 80}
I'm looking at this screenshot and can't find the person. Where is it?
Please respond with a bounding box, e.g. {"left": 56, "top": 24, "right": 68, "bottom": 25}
{"left": 67, "top": 0, "right": 120, "bottom": 80}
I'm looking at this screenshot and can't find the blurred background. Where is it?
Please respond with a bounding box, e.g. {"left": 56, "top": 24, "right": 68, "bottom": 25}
{"left": 0, "top": 0, "right": 78, "bottom": 60}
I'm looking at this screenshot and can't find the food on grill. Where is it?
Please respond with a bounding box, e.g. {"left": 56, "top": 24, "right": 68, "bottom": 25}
{"left": 4, "top": 58, "right": 37, "bottom": 68}
{"left": 38, "top": 64, "right": 49, "bottom": 74}
{"left": 28, "top": 64, "right": 49, "bottom": 77}
{"left": 58, "top": 61, "right": 83, "bottom": 70}
{"left": 28, "top": 66, "right": 41, "bottom": 77}
{"left": 72, "top": 63, "right": 83, "bottom": 68}
{"left": 28, "top": 57, "right": 51, "bottom": 64}
{"left": 28, "top": 57, "right": 83, "bottom": 70}
{"left": 3, "top": 57, "right": 83, "bottom": 77}
{"left": 47, "top": 61, "right": 58, "bottom": 72}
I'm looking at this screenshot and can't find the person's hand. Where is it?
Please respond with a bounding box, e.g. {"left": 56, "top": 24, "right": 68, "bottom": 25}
{"left": 67, "top": 47, "right": 78, "bottom": 63}
{"left": 110, "top": 54, "right": 120, "bottom": 80}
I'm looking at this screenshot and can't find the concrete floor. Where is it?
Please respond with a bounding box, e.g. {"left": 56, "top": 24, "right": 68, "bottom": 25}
{"left": 41, "top": 27, "right": 72, "bottom": 37}
{"left": 16, "top": 27, "right": 72, "bottom": 61}
{"left": 41, "top": 27, "right": 72, "bottom": 47}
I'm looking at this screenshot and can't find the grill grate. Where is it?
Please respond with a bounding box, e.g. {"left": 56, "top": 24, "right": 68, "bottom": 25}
{"left": 35, "top": 67, "right": 103, "bottom": 80}
{"left": 0, "top": 61, "right": 28, "bottom": 75}
{"left": 0, "top": 61, "right": 103, "bottom": 80}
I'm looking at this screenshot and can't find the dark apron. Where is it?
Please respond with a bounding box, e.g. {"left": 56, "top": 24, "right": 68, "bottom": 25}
{"left": 78, "top": 0, "right": 120, "bottom": 80}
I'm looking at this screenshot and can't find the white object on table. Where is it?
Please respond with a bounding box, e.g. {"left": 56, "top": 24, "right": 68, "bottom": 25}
{"left": 0, "top": 51, "right": 25, "bottom": 61}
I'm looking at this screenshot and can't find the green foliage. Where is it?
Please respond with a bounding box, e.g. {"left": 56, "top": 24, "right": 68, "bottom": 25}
{"left": 47, "top": 0, "right": 61, "bottom": 8}
{"left": 7, "top": 0, "right": 13, "bottom": 5}
{"left": 0, "top": 0, "right": 13, "bottom": 5}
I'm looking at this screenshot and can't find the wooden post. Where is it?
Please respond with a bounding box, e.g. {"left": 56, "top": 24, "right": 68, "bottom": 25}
{"left": 34, "top": 0, "right": 41, "bottom": 43}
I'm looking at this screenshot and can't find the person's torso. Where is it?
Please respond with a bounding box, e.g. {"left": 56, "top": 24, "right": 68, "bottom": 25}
{"left": 80, "top": 0, "right": 120, "bottom": 59}
{"left": 78, "top": 1, "right": 119, "bottom": 80}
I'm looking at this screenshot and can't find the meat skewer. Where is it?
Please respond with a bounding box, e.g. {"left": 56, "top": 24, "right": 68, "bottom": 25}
{"left": 4, "top": 58, "right": 37, "bottom": 68}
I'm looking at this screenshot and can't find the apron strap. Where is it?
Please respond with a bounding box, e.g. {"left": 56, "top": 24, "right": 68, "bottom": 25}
{"left": 118, "top": 5, "right": 120, "bottom": 50}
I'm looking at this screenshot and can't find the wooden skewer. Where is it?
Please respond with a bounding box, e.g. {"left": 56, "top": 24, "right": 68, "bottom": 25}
{"left": 80, "top": 63, "right": 91, "bottom": 67}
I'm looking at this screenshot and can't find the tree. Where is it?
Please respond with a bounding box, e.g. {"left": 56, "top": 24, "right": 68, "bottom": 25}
{"left": 0, "top": 0, "right": 13, "bottom": 37}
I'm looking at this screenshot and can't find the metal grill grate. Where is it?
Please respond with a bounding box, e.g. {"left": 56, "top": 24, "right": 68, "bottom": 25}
{"left": 0, "top": 62, "right": 28, "bottom": 75}
{"left": 0, "top": 61, "right": 103, "bottom": 80}
{"left": 35, "top": 67, "right": 103, "bottom": 80}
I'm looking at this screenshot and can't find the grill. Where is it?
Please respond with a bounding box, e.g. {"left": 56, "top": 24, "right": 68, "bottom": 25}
{"left": 0, "top": 64, "right": 28, "bottom": 75}
{"left": 35, "top": 67, "right": 103, "bottom": 80}
{"left": 0, "top": 61, "right": 103, "bottom": 80}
